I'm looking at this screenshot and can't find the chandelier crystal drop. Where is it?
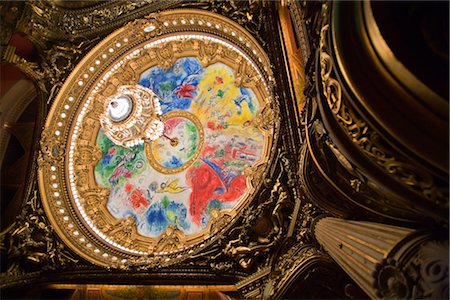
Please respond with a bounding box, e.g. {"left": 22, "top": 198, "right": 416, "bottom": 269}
{"left": 99, "top": 85, "right": 164, "bottom": 147}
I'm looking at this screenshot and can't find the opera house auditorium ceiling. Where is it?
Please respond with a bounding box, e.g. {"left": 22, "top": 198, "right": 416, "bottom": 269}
{"left": 0, "top": 1, "right": 448, "bottom": 299}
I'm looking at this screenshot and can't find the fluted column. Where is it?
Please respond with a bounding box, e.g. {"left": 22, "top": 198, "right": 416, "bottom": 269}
{"left": 314, "top": 217, "right": 448, "bottom": 299}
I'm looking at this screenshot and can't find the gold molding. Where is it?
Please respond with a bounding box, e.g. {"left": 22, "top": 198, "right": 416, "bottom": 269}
{"left": 318, "top": 22, "right": 447, "bottom": 208}
{"left": 144, "top": 110, "right": 204, "bottom": 174}
{"left": 38, "top": 9, "right": 277, "bottom": 268}
{"left": 362, "top": 2, "right": 447, "bottom": 116}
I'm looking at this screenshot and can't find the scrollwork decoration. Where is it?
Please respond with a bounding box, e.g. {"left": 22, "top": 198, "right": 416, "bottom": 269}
{"left": 318, "top": 22, "right": 447, "bottom": 206}
{"left": 0, "top": 190, "right": 78, "bottom": 285}
{"left": 217, "top": 155, "right": 294, "bottom": 271}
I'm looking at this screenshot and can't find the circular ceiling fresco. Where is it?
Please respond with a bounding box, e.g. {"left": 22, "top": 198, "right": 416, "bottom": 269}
{"left": 38, "top": 9, "right": 277, "bottom": 267}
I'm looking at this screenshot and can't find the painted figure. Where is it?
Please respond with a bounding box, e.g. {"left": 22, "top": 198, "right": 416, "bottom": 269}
{"left": 95, "top": 57, "right": 265, "bottom": 238}
{"left": 157, "top": 179, "right": 189, "bottom": 194}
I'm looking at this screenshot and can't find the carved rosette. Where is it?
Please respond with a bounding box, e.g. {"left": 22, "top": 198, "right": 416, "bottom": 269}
{"left": 37, "top": 9, "right": 278, "bottom": 268}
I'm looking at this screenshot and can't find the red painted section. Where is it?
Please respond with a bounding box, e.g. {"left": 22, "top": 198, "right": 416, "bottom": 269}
{"left": 0, "top": 64, "right": 25, "bottom": 97}
{"left": 9, "top": 33, "right": 36, "bottom": 59}
{"left": 207, "top": 121, "right": 225, "bottom": 131}
{"left": 176, "top": 84, "right": 196, "bottom": 98}
{"left": 164, "top": 117, "right": 183, "bottom": 134}
{"left": 218, "top": 174, "right": 246, "bottom": 202}
{"left": 129, "top": 189, "right": 149, "bottom": 210}
{"left": 187, "top": 163, "right": 223, "bottom": 225}
{"left": 1, "top": 33, "right": 37, "bottom": 97}
{"left": 186, "top": 161, "right": 246, "bottom": 225}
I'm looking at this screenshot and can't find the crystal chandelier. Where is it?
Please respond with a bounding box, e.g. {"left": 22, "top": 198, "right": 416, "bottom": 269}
{"left": 100, "top": 85, "right": 164, "bottom": 147}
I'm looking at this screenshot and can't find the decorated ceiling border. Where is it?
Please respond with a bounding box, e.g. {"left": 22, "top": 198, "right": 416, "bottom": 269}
{"left": 38, "top": 9, "right": 279, "bottom": 268}
{"left": 68, "top": 35, "right": 273, "bottom": 255}
{"left": 22, "top": 0, "right": 176, "bottom": 42}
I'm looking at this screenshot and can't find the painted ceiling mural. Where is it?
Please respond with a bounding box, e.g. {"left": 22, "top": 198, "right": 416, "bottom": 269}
{"left": 95, "top": 58, "right": 264, "bottom": 238}
{"left": 38, "top": 9, "right": 277, "bottom": 267}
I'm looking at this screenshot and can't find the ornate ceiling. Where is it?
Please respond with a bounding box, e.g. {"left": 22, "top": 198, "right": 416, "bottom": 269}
{"left": 38, "top": 9, "right": 277, "bottom": 268}
{"left": 2, "top": 1, "right": 447, "bottom": 299}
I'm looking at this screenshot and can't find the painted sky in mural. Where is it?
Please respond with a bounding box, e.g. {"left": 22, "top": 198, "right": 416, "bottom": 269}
{"left": 95, "top": 57, "right": 265, "bottom": 238}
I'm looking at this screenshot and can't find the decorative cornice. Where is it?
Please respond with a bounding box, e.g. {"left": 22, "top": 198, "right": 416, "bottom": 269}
{"left": 19, "top": 0, "right": 178, "bottom": 43}
{"left": 314, "top": 4, "right": 448, "bottom": 222}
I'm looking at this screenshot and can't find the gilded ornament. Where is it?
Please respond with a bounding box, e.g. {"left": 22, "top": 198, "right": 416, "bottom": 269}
{"left": 209, "top": 209, "right": 232, "bottom": 235}
{"left": 74, "top": 145, "right": 103, "bottom": 166}
{"left": 253, "top": 105, "right": 276, "bottom": 132}
{"left": 156, "top": 44, "right": 175, "bottom": 69}
{"left": 144, "top": 110, "right": 204, "bottom": 174}
{"left": 154, "top": 226, "right": 184, "bottom": 254}
{"left": 37, "top": 9, "right": 277, "bottom": 269}
{"left": 106, "top": 217, "right": 135, "bottom": 245}
{"left": 244, "top": 162, "right": 266, "bottom": 188}
{"left": 235, "top": 60, "right": 259, "bottom": 88}
{"left": 318, "top": 22, "right": 446, "bottom": 206}
{"left": 198, "top": 40, "right": 219, "bottom": 67}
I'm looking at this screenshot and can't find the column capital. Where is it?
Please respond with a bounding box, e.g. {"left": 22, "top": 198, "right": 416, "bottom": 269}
{"left": 315, "top": 217, "right": 448, "bottom": 299}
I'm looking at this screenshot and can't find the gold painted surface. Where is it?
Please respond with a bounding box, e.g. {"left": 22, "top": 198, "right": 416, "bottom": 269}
{"left": 278, "top": 7, "right": 306, "bottom": 110}
{"left": 145, "top": 110, "right": 204, "bottom": 174}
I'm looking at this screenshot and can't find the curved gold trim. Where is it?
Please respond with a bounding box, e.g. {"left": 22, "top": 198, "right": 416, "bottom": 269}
{"left": 304, "top": 122, "right": 409, "bottom": 222}
{"left": 145, "top": 110, "right": 204, "bottom": 174}
{"left": 362, "top": 2, "right": 447, "bottom": 115}
{"left": 331, "top": 2, "right": 448, "bottom": 174}
{"left": 37, "top": 168, "right": 111, "bottom": 268}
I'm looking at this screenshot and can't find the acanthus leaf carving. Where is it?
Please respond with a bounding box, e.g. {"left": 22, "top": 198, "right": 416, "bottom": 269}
{"left": 218, "top": 156, "right": 294, "bottom": 271}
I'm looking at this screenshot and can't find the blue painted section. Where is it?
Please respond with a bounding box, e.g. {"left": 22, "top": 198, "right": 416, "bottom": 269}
{"left": 139, "top": 57, "right": 204, "bottom": 114}
{"left": 143, "top": 197, "right": 190, "bottom": 236}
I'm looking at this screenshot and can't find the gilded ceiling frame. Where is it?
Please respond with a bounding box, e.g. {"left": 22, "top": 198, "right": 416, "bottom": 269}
{"left": 38, "top": 9, "right": 279, "bottom": 268}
